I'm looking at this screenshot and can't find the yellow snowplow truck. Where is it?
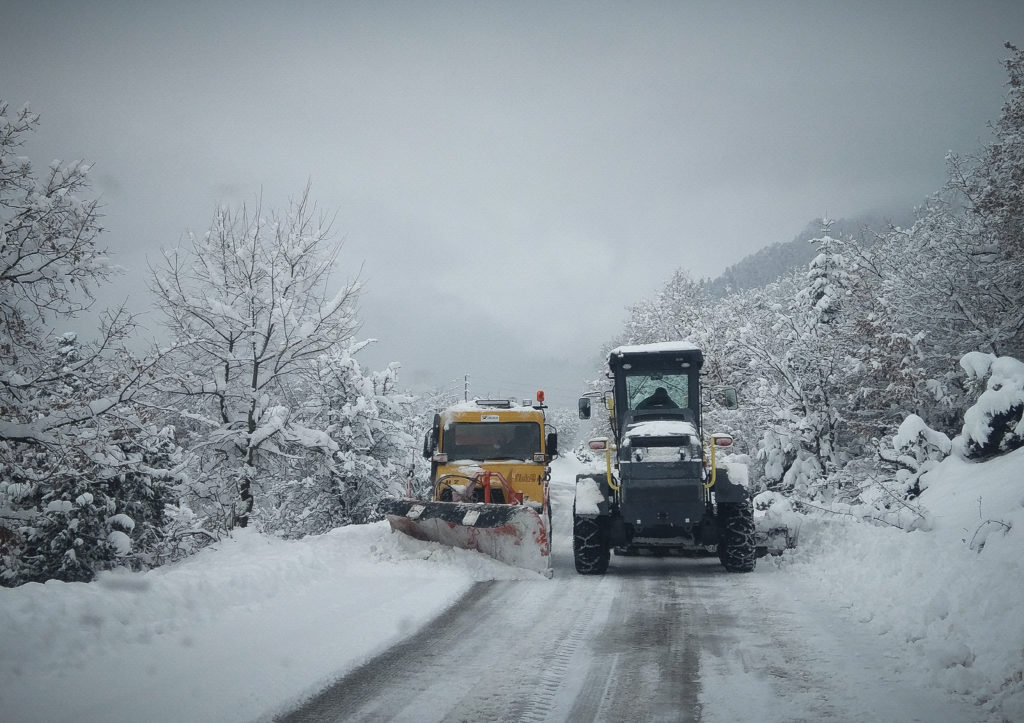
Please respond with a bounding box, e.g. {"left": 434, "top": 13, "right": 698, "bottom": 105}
{"left": 384, "top": 394, "right": 556, "bottom": 577}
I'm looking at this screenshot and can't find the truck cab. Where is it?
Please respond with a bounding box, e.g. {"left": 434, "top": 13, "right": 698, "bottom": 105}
{"left": 423, "top": 397, "right": 557, "bottom": 512}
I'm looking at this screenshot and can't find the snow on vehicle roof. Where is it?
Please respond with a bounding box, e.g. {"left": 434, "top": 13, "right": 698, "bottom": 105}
{"left": 610, "top": 341, "right": 702, "bottom": 357}
{"left": 444, "top": 399, "right": 536, "bottom": 412}
{"left": 624, "top": 420, "right": 697, "bottom": 438}
{"left": 440, "top": 400, "right": 544, "bottom": 423}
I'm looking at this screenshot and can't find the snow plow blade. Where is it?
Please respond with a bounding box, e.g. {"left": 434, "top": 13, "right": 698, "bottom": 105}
{"left": 384, "top": 499, "right": 552, "bottom": 577}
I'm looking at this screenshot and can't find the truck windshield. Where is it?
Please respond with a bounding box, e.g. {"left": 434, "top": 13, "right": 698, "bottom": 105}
{"left": 625, "top": 372, "right": 689, "bottom": 411}
{"left": 443, "top": 422, "right": 541, "bottom": 461}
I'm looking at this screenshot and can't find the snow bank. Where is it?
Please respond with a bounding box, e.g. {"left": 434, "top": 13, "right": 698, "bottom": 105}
{"left": 772, "top": 447, "right": 1024, "bottom": 720}
{"left": 0, "top": 523, "right": 536, "bottom": 723}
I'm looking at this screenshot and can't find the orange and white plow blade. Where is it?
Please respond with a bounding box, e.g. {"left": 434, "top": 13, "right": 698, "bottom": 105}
{"left": 385, "top": 499, "right": 552, "bottom": 577}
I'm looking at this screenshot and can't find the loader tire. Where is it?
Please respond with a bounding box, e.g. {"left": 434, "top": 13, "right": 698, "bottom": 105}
{"left": 718, "top": 501, "right": 756, "bottom": 573}
{"left": 573, "top": 511, "right": 609, "bottom": 575}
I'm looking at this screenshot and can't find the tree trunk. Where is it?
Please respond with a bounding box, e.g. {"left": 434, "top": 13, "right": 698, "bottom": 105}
{"left": 237, "top": 477, "right": 253, "bottom": 528}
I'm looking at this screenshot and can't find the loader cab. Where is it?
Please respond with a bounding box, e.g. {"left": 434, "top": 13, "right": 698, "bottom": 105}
{"left": 608, "top": 343, "right": 704, "bottom": 442}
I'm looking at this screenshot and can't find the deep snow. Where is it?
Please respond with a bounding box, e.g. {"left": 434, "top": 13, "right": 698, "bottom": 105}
{"left": 1, "top": 452, "right": 1021, "bottom": 722}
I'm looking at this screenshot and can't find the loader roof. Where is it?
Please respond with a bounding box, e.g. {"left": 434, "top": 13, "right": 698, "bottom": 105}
{"left": 608, "top": 341, "right": 704, "bottom": 372}
{"left": 609, "top": 341, "right": 702, "bottom": 357}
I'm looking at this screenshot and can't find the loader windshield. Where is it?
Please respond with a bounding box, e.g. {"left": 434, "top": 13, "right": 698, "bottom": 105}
{"left": 443, "top": 422, "right": 541, "bottom": 461}
{"left": 625, "top": 372, "right": 690, "bottom": 412}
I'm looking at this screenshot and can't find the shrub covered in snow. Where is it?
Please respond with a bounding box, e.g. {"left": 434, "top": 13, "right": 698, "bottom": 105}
{"left": 955, "top": 352, "right": 1024, "bottom": 459}
{"left": 891, "top": 414, "right": 952, "bottom": 497}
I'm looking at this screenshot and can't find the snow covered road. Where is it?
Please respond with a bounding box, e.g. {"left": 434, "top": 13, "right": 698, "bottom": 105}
{"left": 3, "top": 453, "right": 1016, "bottom": 722}
{"left": 279, "top": 465, "right": 983, "bottom": 723}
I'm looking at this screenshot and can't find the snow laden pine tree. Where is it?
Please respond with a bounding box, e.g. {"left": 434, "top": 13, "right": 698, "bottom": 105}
{"left": 803, "top": 221, "right": 852, "bottom": 326}
{"left": 0, "top": 101, "right": 173, "bottom": 585}
{"left": 955, "top": 352, "right": 1024, "bottom": 460}
{"left": 151, "top": 188, "right": 408, "bottom": 535}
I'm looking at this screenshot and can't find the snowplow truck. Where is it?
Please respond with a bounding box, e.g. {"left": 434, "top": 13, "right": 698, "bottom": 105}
{"left": 574, "top": 342, "right": 757, "bottom": 574}
{"left": 384, "top": 394, "right": 556, "bottom": 577}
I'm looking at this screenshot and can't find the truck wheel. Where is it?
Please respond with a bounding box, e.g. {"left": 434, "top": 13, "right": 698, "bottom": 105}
{"left": 718, "top": 501, "right": 756, "bottom": 572}
{"left": 573, "top": 511, "right": 609, "bottom": 575}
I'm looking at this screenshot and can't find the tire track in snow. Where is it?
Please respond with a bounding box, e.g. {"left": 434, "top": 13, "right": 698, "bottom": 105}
{"left": 277, "top": 573, "right": 613, "bottom": 723}
{"left": 276, "top": 581, "right": 501, "bottom": 723}
{"left": 512, "top": 575, "right": 617, "bottom": 723}
{"left": 568, "top": 559, "right": 711, "bottom": 722}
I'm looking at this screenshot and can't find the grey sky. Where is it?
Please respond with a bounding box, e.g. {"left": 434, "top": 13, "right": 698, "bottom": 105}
{"left": 3, "top": 1, "right": 1023, "bottom": 407}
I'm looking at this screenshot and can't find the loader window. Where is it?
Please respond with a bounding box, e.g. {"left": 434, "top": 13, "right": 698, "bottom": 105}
{"left": 626, "top": 373, "right": 690, "bottom": 412}
{"left": 443, "top": 422, "right": 541, "bottom": 461}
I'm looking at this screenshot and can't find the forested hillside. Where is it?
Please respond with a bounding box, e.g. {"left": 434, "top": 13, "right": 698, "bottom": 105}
{"left": 706, "top": 209, "right": 915, "bottom": 297}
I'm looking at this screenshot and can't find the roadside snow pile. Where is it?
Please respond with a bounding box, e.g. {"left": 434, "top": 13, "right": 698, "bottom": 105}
{"left": 778, "top": 446, "right": 1024, "bottom": 721}
{"left": 0, "top": 523, "right": 537, "bottom": 723}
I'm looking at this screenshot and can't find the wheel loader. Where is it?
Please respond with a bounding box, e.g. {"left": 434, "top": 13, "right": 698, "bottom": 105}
{"left": 384, "top": 393, "right": 557, "bottom": 577}
{"left": 574, "top": 341, "right": 794, "bottom": 575}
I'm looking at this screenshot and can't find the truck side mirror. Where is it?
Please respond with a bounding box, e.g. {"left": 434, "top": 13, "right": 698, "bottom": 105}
{"left": 721, "top": 387, "right": 739, "bottom": 410}
{"left": 578, "top": 397, "right": 592, "bottom": 420}
{"left": 423, "top": 413, "right": 442, "bottom": 459}
{"left": 546, "top": 431, "right": 558, "bottom": 458}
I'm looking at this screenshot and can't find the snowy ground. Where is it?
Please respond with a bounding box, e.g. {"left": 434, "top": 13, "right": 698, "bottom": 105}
{"left": 1, "top": 452, "right": 1021, "bottom": 722}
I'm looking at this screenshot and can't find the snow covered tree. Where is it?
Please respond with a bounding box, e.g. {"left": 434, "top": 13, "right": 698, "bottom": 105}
{"left": 954, "top": 352, "right": 1024, "bottom": 459}
{"left": 965, "top": 43, "right": 1024, "bottom": 259}
{"left": 622, "top": 269, "right": 712, "bottom": 345}
{"left": 879, "top": 44, "right": 1024, "bottom": 368}
{"left": 723, "top": 263, "right": 849, "bottom": 498}
{"left": 1, "top": 102, "right": 173, "bottom": 585}
{"left": 260, "top": 342, "right": 417, "bottom": 536}
{"left": 801, "top": 222, "right": 853, "bottom": 326}
{"left": 150, "top": 187, "right": 370, "bottom": 533}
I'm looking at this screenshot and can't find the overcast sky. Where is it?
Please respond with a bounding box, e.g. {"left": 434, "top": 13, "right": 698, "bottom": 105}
{"left": 3, "top": 1, "right": 1023, "bottom": 408}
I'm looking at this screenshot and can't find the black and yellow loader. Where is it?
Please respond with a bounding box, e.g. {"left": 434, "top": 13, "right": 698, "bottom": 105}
{"left": 574, "top": 341, "right": 797, "bottom": 575}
